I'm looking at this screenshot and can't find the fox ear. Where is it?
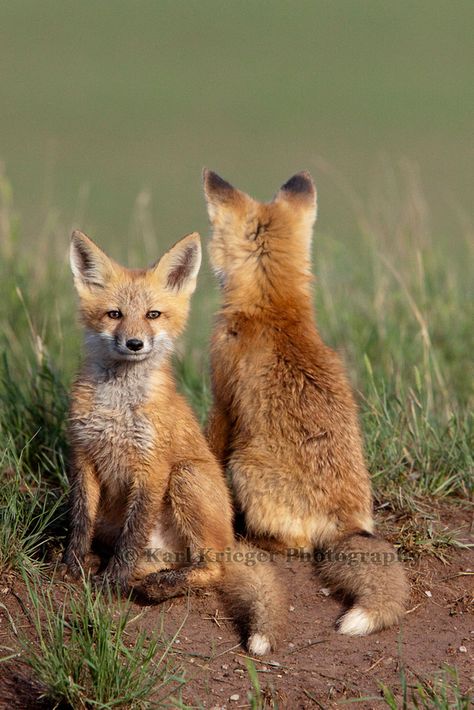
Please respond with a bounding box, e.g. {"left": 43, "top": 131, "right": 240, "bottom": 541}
{"left": 153, "top": 232, "right": 202, "bottom": 295}
{"left": 202, "top": 169, "right": 245, "bottom": 221}
{"left": 70, "top": 231, "right": 116, "bottom": 291}
{"left": 274, "top": 171, "right": 317, "bottom": 221}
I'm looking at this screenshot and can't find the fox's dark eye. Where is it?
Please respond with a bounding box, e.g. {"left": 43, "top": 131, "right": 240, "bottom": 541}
{"left": 146, "top": 310, "right": 161, "bottom": 319}
{"left": 107, "top": 310, "right": 122, "bottom": 319}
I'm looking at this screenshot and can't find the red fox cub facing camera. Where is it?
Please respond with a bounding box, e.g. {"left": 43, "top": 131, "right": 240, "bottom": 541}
{"left": 203, "top": 170, "right": 408, "bottom": 636}
{"left": 63, "top": 230, "right": 285, "bottom": 655}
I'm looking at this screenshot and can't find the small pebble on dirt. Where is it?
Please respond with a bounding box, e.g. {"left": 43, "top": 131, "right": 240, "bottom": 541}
{"left": 425, "top": 590, "right": 432, "bottom": 597}
{"left": 229, "top": 694, "right": 240, "bottom": 702}
{"left": 459, "top": 645, "right": 467, "bottom": 653}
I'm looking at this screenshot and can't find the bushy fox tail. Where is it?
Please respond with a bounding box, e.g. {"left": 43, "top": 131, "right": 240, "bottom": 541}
{"left": 316, "top": 531, "right": 408, "bottom": 636}
{"left": 219, "top": 542, "right": 287, "bottom": 655}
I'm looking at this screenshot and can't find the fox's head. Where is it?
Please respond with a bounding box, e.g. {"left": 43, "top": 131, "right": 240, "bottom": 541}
{"left": 70, "top": 231, "right": 201, "bottom": 365}
{"left": 203, "top": 170, "right": 317, "bottom": 302}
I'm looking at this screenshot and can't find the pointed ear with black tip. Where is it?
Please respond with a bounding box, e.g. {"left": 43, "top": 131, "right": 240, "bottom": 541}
{"left": 153, "top": 232, "right": 202, "bottom": 296}
{"left": 275, "top": 171, "right": 317, "bottom": 220}
{"left": 70, "top": 230, "right": 116, "bottom": 292}
{"left": 202, "top": 168, "right": 245, "bottom": 221}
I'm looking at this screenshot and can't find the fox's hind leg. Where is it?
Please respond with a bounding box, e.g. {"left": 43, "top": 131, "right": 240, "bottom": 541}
{"left": 135, "top": 563, "right": 223, "bottom": 602}
{"left": 229, "top": 457, "right": 319, "bottom": 553}
{"left": 244, "top": 528, "right": 312, "bottom": 557}
{"left": 134, "top": 460, "right": 234, "bottom": 600}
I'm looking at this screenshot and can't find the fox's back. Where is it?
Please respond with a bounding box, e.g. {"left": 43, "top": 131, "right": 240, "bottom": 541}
{"left": 211, "top": 309, "right": 372, "bottom": 540}
{"left": 213, "top": 310, "right": 366, "bottom": 475}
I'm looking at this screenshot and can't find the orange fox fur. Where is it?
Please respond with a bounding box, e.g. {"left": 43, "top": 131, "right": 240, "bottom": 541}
{"left": 63, "top": 230, "right": 285, "bottom": 655}
{"left": 203, "top": 169, "right": 408, "bottom": 636}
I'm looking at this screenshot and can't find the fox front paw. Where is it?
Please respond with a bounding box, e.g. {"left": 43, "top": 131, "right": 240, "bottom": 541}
{"left": 93, "top": 563, "right": 131, "bottom": 596}
{"left": 57, "top": 561, "right": 80, "bottom": 581}
{"left": 60, "top": 549, "right": 98, "bottom": 581}
{"left": 60, "top": 550, "right": 85, "bottom": 581}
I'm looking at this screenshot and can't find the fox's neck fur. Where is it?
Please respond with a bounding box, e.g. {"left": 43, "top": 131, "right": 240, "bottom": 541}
{"left": 219, "top": 260, "right": 316, "bottom": 326}
{"left": 81, "top": 344, "right": 172, "bottom": 408}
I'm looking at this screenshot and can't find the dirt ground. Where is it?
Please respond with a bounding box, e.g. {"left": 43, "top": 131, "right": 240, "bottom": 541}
{"left": 0, "top": 506, "right": 472, "bottom": 709}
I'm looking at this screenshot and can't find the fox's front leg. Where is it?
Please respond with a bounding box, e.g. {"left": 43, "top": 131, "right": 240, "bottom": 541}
{"left": 101, "top": 481, "right": 156, "bottom": 591}
{"left": 62, "top": 451, "right": 100, "bottom": 578}
{"left": 206, "top": 404, "right": 231, "bottom": 466}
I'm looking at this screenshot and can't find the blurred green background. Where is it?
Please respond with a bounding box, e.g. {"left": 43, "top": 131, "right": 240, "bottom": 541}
{"left": 1, "top": 0, "right": 473, "bottom": 245}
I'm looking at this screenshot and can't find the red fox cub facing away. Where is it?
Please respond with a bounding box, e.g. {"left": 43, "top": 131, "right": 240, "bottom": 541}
{"left": 203, "top": 169, "right": 408, "bottom": 636}
{"left": 62, "top": 230, "right": 285, "bottom": 655}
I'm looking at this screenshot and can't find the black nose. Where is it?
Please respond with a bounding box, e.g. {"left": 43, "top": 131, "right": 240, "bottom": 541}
{"left": 126, "top": 338, "right": 144, "bottom": 352}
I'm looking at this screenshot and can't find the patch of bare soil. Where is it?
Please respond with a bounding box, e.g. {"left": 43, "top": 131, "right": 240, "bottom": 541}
{"left": 0, "top": 506, "right": 472, "bottom": 709}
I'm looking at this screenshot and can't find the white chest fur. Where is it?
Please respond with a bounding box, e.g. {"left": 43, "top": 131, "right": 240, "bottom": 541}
{"left": 72, "top": 366, "right": 155, "bottom": 487}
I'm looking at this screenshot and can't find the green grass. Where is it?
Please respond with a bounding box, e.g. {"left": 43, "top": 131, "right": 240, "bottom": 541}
{"left": 12, "top": 576, "right": 185, "bottom": 708}
{"left": 245, "top": 658, "right": 280, "bottom": 710}
{"left": 0, "top": 462, "right": 64, "bottom": 577}
{"left": 379, "top": 665, "right": 472, "bottom": 710}
{"left": 342, "top": 667, "right": 472, "bottom": 709}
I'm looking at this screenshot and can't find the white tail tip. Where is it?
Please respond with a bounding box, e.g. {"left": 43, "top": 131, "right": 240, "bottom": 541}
{"left": 248, "top": 633, "right": 271, "bottom": 656}
{"left": 337, "top": 607, "right": 374, "bottom": 636}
